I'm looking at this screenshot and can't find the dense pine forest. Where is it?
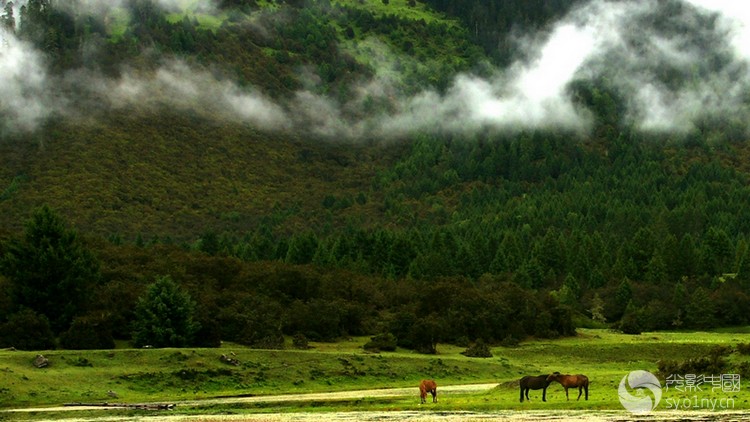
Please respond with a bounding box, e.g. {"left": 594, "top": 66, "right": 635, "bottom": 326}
{"left": 1, "top": 0, "right": 750, "bottom": 352}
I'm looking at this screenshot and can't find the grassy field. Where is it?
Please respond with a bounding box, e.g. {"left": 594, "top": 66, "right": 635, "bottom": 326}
{"left": 0, "top": 329, "right": 749, "bottom": 420}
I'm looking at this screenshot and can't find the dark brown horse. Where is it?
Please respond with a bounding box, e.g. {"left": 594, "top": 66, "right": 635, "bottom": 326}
{"left": 519, "top": 375, "right": 551, "bottom": 402}
{"left": 419, "top": 379, "right": 437, "bottom": 404}
{"left": 546, "top": 372, "right": 589, "bottom": 401}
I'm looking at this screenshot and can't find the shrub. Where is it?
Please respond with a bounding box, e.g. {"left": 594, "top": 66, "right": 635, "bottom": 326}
{"left": 618, "top": 300, "right": 644, "bottom": 335}
{"left": 60, "top": 315, "right": 115, "bottom": 350}
{"left": 363, "top": 332, "right": 397, "bottom": 352}
{"left": 657, "top": 347, "right": 731, "bottom": 378}
{"left": 0, "top": 308, "right": 56, "bottom": 350}
{"left": 192, "top": 315, "right": 222, "bottom": 348}
{"left": 461, "top": 339, "right": 493, "bottom": 358}
{"left": 500, "top": 335, "right": 520, "bottom": 348}
{"left": 292, "top": 333, "right": 311, "bottom": 349}
{"left": 217, "top": 295, "right": 284, "bottom": 349}
{"left": 736, "top": 342, "right": 750, "bottom": 355}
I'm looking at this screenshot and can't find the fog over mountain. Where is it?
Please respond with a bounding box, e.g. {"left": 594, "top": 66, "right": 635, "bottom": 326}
{"left": 1, "top": 0, "right": 750, "bottom": 139}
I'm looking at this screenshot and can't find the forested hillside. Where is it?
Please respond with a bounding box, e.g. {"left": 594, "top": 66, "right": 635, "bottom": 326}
{"left": 1, "top": 0, "right": 750, "bottom": 351}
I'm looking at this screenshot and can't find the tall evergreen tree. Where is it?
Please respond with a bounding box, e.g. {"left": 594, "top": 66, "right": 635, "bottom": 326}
{"left": 0, "top": 205, "right": 100, "bottom": 333}
{"left": 131, "top": 275, "right": 200, "bottom": 348}
{"left": 1, "top": 2, "right": 15, "bottom": 31}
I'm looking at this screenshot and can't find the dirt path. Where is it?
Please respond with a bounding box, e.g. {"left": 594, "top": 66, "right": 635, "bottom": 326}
{"left": 2, "top": 383, "right": 498, "bottom": 414}
{"left": 4, "top": 384, "right": 747, "bottom": 421}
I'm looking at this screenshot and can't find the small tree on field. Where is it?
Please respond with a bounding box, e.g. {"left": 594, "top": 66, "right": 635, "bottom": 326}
{"left": 131, "top": 276, "right": 200, "bottom": 348}
{"left": 589, "top": 293, "right": 607, "bottom": 324}
{"left": 363, "top": 332, "right": 397, "bottom": 352}
{"left": 618, "top": 300, "right": 643, "bottom": 335}
{"left": 461, "top": 339, "right": 493, "bottom": 358}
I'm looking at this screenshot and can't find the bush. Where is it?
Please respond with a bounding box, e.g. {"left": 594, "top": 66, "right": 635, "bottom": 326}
{"left": 618, "top": 312, "right": 643, "bottom": 335}
{"left": 500, "top": 335, "right": 520, "bottom": 348}
{"left": 60, "top": 315, "right": 115, "bottom": 350}
{"left": 292, "top": 333, "right": 311, "bottom": 349}
{"left": 460, "top": 339, "right": 493, "bottom": 358}
{"left": 284, "top": 299, "right": 343, "bottom": 341}
{"left": 736, "top": 342, "right": 750, "bottom": 355}
{"left": 363, "top": 332, "right": 397, "bottom": 352}
{"left": 657, "top": 347, "right": 731, "bottom": 378}
{"left": 217, "top": 295, "right": 284, "bottom": 348}
{"left": 249, "top": 335, "right": 285, "bottom": 349}
{"left": 192, "top": 315, "right": 222, "bottom": 348}
{"left": 618, "top": 300, "right": 644, "bottom": 335}
{"left": 0, "top": 308, "right": 56, "bottom": 350}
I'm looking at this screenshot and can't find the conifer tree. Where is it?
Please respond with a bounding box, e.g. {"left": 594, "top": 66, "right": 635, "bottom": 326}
{"left": 131, "top": 275, "right": 200, "bottom": 348}
{"left": 0, "top": 205, "right": 100, "bottom": 334}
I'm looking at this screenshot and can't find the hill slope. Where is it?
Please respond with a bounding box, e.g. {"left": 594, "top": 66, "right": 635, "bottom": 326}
{"left": 0, "top": 112, "right": 398, "bottom": 240}
{"left": 2, "top": 0, "right": 750, "bottom": 349}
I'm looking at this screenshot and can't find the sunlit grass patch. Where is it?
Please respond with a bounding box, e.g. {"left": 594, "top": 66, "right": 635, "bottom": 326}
{"left": 333, "top": 0, "right": 458, "bottom": 25}
{"left": 1, "top": 329, "right": 749, "bottom": 418}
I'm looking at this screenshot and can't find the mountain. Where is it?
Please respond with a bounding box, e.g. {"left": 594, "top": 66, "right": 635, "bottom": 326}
{"left": 2, "top": 0, "right": 750, "bottom": 350}
{"left": 0, "top": 0, "right": 484, "bottom": 239}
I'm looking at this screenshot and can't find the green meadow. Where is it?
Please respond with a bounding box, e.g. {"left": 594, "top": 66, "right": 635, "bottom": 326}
{"left": 1, "top": 329, "right": 749, "bottom": 420}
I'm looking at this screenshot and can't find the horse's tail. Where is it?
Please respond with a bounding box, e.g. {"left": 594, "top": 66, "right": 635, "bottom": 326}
{"left": 583, "top": 376, "right": 590, "bottom": 400}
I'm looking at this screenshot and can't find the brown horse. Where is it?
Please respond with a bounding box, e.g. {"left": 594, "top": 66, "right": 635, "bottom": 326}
{"left": 546, "top": 372, "right": 589, "bottom": 401}
{"left": 419, "top": 379, "right": 437, "bottom": 404}
{"left": 519, "top": 375, "right": 551, "bottom": 402}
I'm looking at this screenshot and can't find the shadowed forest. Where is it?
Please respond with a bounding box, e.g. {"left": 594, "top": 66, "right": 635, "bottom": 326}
{"left": 1, "top": 0, "right": 750, "bottom": 352}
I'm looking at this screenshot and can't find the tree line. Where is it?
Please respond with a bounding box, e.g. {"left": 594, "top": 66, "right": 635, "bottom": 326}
{"left": 190, "top": 129, "right": 750, "bottom": 335}
{"left": 0, "top": 206, "right": 574, "bottom": 351}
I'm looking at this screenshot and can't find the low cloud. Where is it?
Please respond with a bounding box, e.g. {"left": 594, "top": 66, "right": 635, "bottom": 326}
{"left": 0, "top": 28, "right": 54, "bottom": 134}
{"left": 4, "top": 0, "right": 750, "bottom": 140}
{"left": 31, "top": 0, "right": 218, "bottom": 17}
{"left": 376, "top": 20, "right": 599, "bottom": 137}
{"left": 62, "top": 61, "right": 290, "bottom": 131}
{"left": 379, "top": 0, "right": 750, "bottom": 137}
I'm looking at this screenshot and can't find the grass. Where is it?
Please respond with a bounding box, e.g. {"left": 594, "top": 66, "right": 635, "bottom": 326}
{"left": 1, "top": 329, "right": 749, "bottom": 420}
{"left": 166, "top": 12, "right": 227, "bottom": 31}
{"left": 333, "top": 0, "right": 458, "bottom": 25}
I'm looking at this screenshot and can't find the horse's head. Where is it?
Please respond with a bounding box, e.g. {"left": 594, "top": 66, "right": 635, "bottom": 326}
{"left": 546, "top": 371, "right": 561, "bottom": 382}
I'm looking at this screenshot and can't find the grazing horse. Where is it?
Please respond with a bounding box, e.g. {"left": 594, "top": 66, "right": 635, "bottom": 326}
{"left": 546, "top": 372, "right": 589, "bottom": 401}
{"left": 519, "top": 375, "right": 551, "bottom": 402}
{"left": 419, "top": 379, "right": 438, "bottom": 404}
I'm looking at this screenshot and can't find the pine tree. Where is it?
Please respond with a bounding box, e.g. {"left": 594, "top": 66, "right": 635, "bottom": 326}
{"left": 1, "top": 2, "right": 15, "bottom": 31}
{"left": 0, "top": 206, "right": 100, "bottom": 334}
{"left": 131, "top": 275, "right": 200, "bottom": 348}
{"left": 589, "top": 293, "right": 606, "bottom": 324}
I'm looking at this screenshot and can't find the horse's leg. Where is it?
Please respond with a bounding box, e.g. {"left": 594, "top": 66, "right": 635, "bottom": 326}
{"left": 542, "top": 387, "right": 547, "bottom": 402}
{"left": 520, "top": 387, "right": 525, "bottom": 403}
{"left": 432, "top": 389, "right": 437, "bottom": 403}
{"left": 565, "top": 387, "right": 570, "bottom": 401}
{"left": 577, "top": 386, "right": 582, "bottom": 401}
{"left": 420, "top": 389, "right": 426, "bottom": 404}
